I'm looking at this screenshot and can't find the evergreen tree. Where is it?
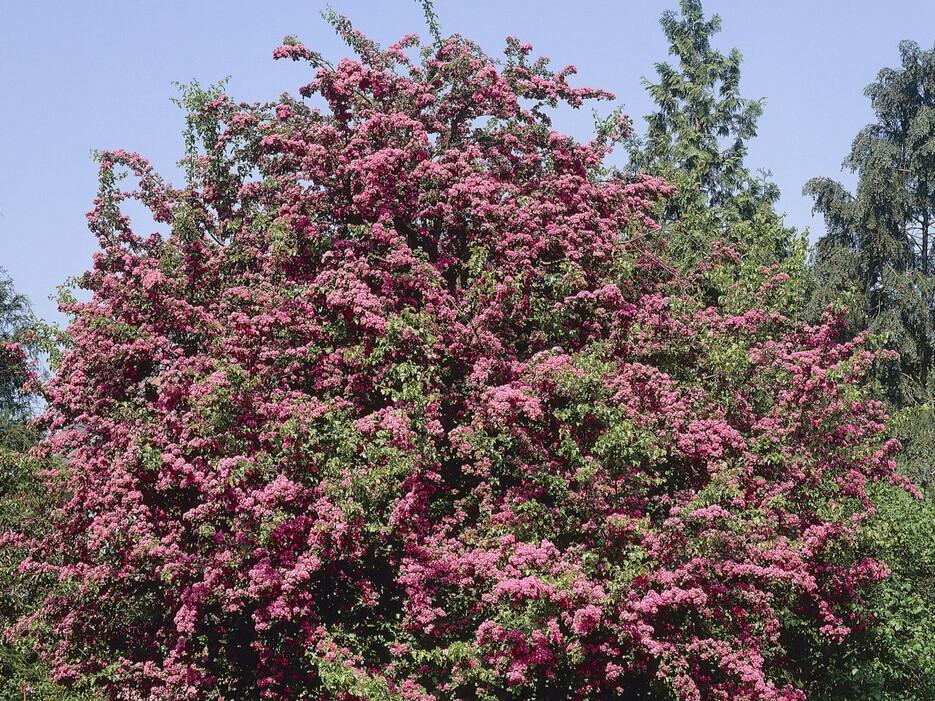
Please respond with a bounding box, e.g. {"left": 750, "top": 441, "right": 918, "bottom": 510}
{"left": 802, "top": 42, "right": 935, "bottom": 701}
{"left": 806, "top": 40, "right": 935, "bottom": 487}
{"left": 629, "top": 0, "right": 775, "bottom": 218}
{"left": 628, "top": 0, "right": 804, "bottom": 313}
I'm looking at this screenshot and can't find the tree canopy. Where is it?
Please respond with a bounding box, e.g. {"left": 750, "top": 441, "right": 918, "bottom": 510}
{"left": 627, "top": 0, "right": 800, "bottom": 313}
{"left": 5, "top": 10, "right": 908, "bottom": 701}
{"left": 1, "top": 3, "right": 934, "bottom": 700}
{"left": 807, "top": 39, "right": 935, "bottom": 487}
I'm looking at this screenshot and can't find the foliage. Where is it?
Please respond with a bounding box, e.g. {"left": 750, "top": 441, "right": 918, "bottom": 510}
{"left": 0, "top": 269, "right": 36, "bottom": 436}
{"left": 795, "top": 484, "right": 935, "bottom": 701}
{"left": 8, "top": 12, "right": 909, "bottom": 701}
{"left": 802, "top": 38, "right": 935, "bottom": 700}
{"left": 0, "top": 273, "right": 91, "bottom": 700}
{"left": 629, "top": 0, "right": 773, "bottom": 214}
{"left": 627, "top": 0, "right": 802, "bottom": 317}
{"left": 0, "top": 452, "right": 98, "bottom": 701}
{"left": 805, "top": 41, "right": 935, "bottom": 480}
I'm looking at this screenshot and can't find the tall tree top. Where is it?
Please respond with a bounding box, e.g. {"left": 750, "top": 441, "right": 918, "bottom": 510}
{"left": 808, "top": 41, "right": 935, "bottom": 264}
{"left": 806, "top": 40, "right": 935, "bottom": 410}
{"left": 630, "top": 0, "right": 775, "bottom": 220}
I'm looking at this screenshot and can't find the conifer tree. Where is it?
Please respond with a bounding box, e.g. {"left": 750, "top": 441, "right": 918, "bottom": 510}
{"left": 628, "top": 0, "right": 803, "bottom": 313}
{"left": 806, "top": 40, "right": 935, "bottom": 487}
{"left": 803, "top": 41, "right": 935, "bottom": 701}
{"left": 629, "top": 0, "right": 774, "bottom": 217}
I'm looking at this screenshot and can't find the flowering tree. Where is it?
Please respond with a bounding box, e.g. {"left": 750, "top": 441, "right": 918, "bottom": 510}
{"left": 17, "top": 15, "right": 905, "bottom": 700}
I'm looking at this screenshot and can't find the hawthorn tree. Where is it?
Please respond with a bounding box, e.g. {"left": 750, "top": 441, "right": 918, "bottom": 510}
{"left": 14, "top": 13, "right": 906, "bottom": 701}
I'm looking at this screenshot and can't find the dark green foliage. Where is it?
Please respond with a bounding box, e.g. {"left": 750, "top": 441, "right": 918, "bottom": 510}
{"left": 0, "top": 451, "right": 95, "bottom": 701}
{"left": 628, "top": 0, "right": 800, "bottom": 310}
{"left": 0, "top": 267, "right": 37, "bottom": 473}
{"left": 796, "top": 485, "right": 935, "bottom": 701}
{"left": 804, "top": 38, "right": 935, "bottom": 699}
{"left": 628, "top": 1, "right": 778, "bottom": 215}
{"left": 806, "top": 43, "right": 935, "bottom": 487}
{"left": 0, "top": 269, "right": 35, "bottom": 434}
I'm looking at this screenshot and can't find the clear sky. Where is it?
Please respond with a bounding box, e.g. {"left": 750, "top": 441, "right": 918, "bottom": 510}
{"left": 3, "top": 0, "right": 935, "bottom": 324}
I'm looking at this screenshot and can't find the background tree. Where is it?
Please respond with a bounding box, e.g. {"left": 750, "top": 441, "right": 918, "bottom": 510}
{"left": 801, "top": 39, "right": 935, "bottom": 701}
{"left": 615, "top": 6, "right": 935, "bottom": 697}
{"left": 627, "top": 0, "right": 804, "bottom": 313}
{"left": 0, "top": 271, "right": 90, "bottom": 700}
{"left": 0, "top": 270, "right": 36, "bottom": 445}
{"left": 0, "top": 269, "right": 37, "bottom": 698}
{"left": 805, "top": 40, "right": 935, "bottom": 487}
{"left": 629, "top": 0, "right": 773, "bottom": 217}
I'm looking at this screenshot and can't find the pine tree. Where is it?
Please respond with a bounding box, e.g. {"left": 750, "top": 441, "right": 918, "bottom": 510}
{"left": 806, "top": 40, "right": 935, "bottom": 487}
{"left": 628, "top": 0, "right": 803, "bottom": 313}
{"left": 630, "top": 0, "right": 775, "bottom": 218}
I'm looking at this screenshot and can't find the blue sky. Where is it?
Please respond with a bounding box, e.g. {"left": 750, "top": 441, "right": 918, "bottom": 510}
{"left": 3, "top": 0, "right": 935, "bottom": 324}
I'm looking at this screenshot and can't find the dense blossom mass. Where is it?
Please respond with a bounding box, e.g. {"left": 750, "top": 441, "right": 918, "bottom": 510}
{"left": 18, "top": 18, "right": 905, "bottom": 700}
